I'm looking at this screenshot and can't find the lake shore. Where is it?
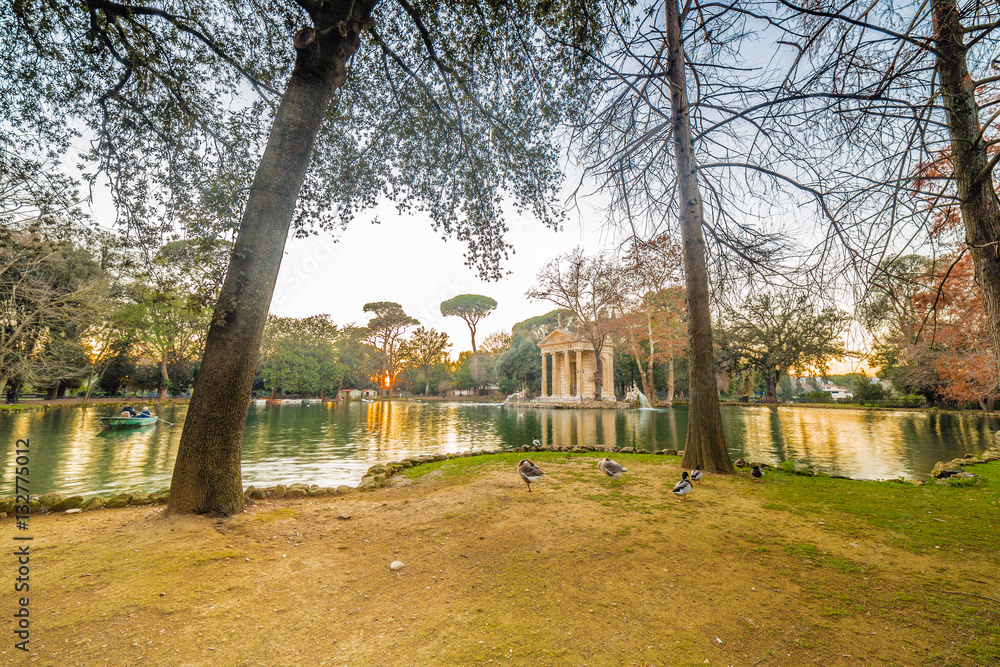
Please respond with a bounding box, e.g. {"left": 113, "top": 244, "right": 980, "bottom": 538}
{"left": 0, "top": 397, "right": 191, "bottom": 413}
{"left": 12, "top": 453, "right": 999, "bottom": 666}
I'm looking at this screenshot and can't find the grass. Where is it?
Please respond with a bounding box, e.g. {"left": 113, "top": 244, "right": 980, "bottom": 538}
{"left": 403, "top": 450, "right": 681, "bottom": 482}
{"left": 25, "top": 451, "right": 1000, "bottom": 666}
{"left": 739, "top": 462, "right": 1000, "bottom": 555}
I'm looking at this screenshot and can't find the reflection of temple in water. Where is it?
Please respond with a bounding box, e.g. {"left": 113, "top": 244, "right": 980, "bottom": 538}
{"left": 537, "top": 329, "right": 615, "bottom": 404}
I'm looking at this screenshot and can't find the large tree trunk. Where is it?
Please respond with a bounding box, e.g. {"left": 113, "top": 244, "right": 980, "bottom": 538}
{"left": 157, "top": 353, "right": 169, "bottom": 400}
{"left": 379, "top": 352, "right": 388, "bottom": 398}
{"left": 666, "top": 0, "right": 732, "bottom": 473}
{"left": 933, "top": 0, "right": 1000, "bottom": 393}
{"left": 168, "top": 7, "right": 374, "bottom": 516}
{"left": 765, "top": 370, "right": 779, "bottom": 404}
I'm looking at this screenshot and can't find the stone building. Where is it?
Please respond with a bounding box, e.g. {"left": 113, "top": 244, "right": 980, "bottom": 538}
{"left": 537, "top": 328, "right": 615, "bottom": 403}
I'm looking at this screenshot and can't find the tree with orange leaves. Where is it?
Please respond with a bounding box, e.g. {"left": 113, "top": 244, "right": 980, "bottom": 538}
{"left": 612, "top": 236, "right": 687, "bottom": 405}
{"left": 864, "top": 252, "right": 998, "bottom": 411}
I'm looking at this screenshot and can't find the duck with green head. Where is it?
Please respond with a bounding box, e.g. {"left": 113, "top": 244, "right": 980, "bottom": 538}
{"left": 672, "top": 471, "right": 693, "bottom": 501}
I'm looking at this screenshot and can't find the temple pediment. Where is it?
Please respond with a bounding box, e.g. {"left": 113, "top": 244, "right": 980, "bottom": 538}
{"left": 537, "top": 327, "right": 579, "bottom": 349}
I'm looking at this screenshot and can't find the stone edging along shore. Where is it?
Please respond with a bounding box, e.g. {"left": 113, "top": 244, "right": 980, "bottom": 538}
{"left": 3, "top": 437, "right": 999, "bottom": 520}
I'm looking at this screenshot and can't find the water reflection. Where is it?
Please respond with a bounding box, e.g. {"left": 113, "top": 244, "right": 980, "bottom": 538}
{"left": 1, "top": 402, "right": 996, "bottom": 496}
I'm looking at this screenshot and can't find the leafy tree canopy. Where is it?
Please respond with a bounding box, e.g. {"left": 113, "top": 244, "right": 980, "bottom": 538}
{"left": 716, "top": 293, "right": 849, "bottom": 403}
{"left": 440, "top": 295, "right": 497, "bottom": 324}
{"left": 511, "top": 309, "right": 575, "bottom": 340}
{"left": 3, "top": 0, "right": 603, "bottom": 276}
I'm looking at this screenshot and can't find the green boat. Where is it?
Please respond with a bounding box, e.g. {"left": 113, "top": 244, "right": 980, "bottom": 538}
{"left": 99, "top": 415, "right": 157, "bottom": 428}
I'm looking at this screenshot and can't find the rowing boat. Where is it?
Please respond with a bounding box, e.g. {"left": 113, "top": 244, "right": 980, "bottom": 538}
{"left": 98, "top": 416, "right": 157, "bottom": 428}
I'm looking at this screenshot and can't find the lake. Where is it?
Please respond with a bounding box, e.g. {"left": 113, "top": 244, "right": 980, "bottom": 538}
{"left": 2, "top": 401, "right": 997, "bottom": 497}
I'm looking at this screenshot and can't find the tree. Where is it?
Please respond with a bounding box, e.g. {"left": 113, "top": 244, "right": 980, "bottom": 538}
{"left": 864, "top": 252, "right": 997, "bottom": 410}
{"left": 716, "top": 293, "right": 849, "bottom": 403}
{"left": 480, "top": 330, "right": 512, "bottom": 359}
{"left": 512, "top": 309, "right": 576, "bottom": 340}
{"left": 441, "top": 294, "right": 497, "bottom": 395}
{"left": 131, "top": 239, "right": 230, "bottom": 399}
{"left": 6, "top": 1, "right": 602, "bottom": 515}
{"left": 613, "top": 236, "right": 687, "bottom": 405}
{"left": 258, "top": 315, "right": 342, "bottom": 397}
{"left": 494, "top": 334, "right": 542, "bottom": 395}
{"left": 527, "top": 247, "right": 618, "bottom": 401}
{"left": 0, "top": 233, "right": 109, "bottom": 396}
{"left": 566, "top": 1, "right": 816, "bottom": 472}
{"left": 400, "top": 327, "right": 450, "bottom": 396}
{"left": 335, "top": 326, "right": 379, "bottom": 393}
{"left": 851, "top": 377, "right": 888, "bottom": 403}
{"left": 363, "top": 301, "right": 417, "bottom": 397}
{"left": 81, "top": 300, "right": 144, "bottom": 402}
{"left": 773, "top": 0, "right": 1000, "bottom": 401}
{"left": 451, "top": 350, "right": 493, "bottom": 394}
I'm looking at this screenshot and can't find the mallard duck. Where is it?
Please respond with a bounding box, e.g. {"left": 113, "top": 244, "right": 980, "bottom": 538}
{"left": 751, "top": 465, "right": 764, "bottom": 482}
{"left": 598, "top": 457, "right": 627, "bottom": 482}
{"left": 690, "top": 464, "right": 703, "bottom": 484}
{"left": 735, "top": 457, "right": 747, "bottom": 469}
{"left": 517, "top": 459, "right": 545, "bottom": 492}
{"left": 672, "top": 471, "right": 693, "bottom": 500}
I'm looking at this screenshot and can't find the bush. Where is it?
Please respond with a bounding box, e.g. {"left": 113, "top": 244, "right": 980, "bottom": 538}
{"left": 852, "top": 378, "right": 888, "bottom": 401}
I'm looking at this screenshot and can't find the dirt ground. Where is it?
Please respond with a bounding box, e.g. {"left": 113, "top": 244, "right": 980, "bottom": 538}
{"left": 6, "top": 453, "right": 998, "bottom": 666}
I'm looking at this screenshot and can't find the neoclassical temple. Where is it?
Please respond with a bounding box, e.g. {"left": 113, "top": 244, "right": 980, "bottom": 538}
{"left": 537, "top": 328, "right": 615, "bottom": 403}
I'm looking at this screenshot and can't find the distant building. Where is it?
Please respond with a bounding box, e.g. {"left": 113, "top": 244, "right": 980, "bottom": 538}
{"left": 338, "top": 389, "right": 379, "bottom": 400}
{"left": 818, "top": 383, "right": 853, "bottom": 400}
{"left": 537, "top": 328, "right": 615, "bottom": 403}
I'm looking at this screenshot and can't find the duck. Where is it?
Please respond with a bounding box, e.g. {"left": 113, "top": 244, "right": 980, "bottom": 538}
{"left": 735, "top": 457, "right": 747, "bottom": 469}
{"left": 690, "top": 464, "right": 703, "bottom": 484}
{"left": 672, "top": 471, "right": 693, "bottom": 500}
{"left": 598, "top": 457, "right": 627, "bottom": 482}
{"left": 517, "top": 459, "right": 545, "bottom": 492}
{"left": 751, "top": 465, "right": 764, "bottom": 482}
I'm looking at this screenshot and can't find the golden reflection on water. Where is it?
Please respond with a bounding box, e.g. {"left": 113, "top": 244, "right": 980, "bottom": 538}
{"left": 1, "top": 402, "right": 995, "bottom": 496}
{"left": 728, "top": 406, "right": 996, "bottom": 479}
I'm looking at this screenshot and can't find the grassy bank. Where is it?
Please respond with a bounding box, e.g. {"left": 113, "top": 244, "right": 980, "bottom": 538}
{"left": 0, "top": 397, "right": 190, "bottom": 413}
{"left": 10, "top": 453, "right": 999, "bottom": 666}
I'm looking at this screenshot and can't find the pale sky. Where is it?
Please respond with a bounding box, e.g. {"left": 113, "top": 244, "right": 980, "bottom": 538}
{"left": 270, "top": 196, "right": 616, "bottom": 359}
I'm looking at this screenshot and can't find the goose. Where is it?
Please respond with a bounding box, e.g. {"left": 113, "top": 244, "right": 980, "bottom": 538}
{"left": 517, "top": 459, "right": 545, "bottom": 492}
{"left": 751, "top": 465, "right": 764, "bottom": 482}
{"left": 672, "top": 472, "right": 693, "bottom": 501}
{"left": 532, "top": 437, "right": 541, "bottom": 449}
{"left": 690, "top": 464, "right": 703, "bottom": 484}
{"left": 598, "top": 457, "right": 627, "bottom": 482}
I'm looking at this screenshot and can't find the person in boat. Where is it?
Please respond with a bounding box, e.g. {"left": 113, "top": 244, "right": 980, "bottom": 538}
{"left": 120, "top": 406, "right": 139, "bottom": 417}
{"left": 138, "top": 407, "right": 152, "bottom": 418}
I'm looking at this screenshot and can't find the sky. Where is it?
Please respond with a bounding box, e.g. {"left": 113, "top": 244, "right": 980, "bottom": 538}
{"left": 268, "top": 201, "right": 875, "bottom": 375}
{"left": 269, "top": 195, "right": 615, "bottom": 360}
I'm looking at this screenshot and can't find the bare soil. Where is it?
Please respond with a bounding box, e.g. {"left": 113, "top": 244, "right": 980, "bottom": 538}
{"left": 6, "top": 454, "right": 998, "bottom": 666}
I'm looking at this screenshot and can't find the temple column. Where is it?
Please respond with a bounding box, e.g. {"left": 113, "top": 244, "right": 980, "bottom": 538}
{"left": 563, "top": 351, "right": 571, "bottom": 397}
{"left": 603, "top": 352, "right": 613, "bottom": 399}
{"left": 576, "top": 350, "right": 583, "bottom": 399}
{"left": 552, "top": 352, "right": 561, "bottom": 398}
{"left": 541, "top": 352, "right": 548, "bottom": 398}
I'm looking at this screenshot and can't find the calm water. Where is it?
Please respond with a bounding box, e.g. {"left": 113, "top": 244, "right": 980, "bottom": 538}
{"left": 1, "top": 401, "right": 997, "bottom": 496}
